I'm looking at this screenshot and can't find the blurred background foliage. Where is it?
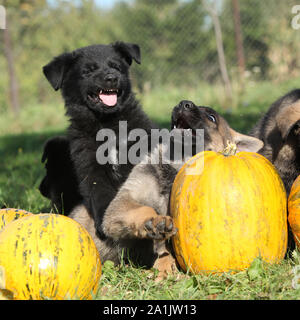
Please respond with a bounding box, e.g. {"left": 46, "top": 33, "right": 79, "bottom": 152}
{"left": 1, "top": 0, "right": 300, "bottom": 118}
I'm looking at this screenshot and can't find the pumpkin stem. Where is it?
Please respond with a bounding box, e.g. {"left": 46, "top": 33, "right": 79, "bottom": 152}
{"left": 223, "top": 141, "right": 237, "bottom": 156}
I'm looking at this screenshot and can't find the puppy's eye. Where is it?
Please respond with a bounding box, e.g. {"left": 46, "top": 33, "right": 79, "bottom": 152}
{"left": 207, "top": 114, "right": 216, "bottom": 123}
{"left": 82, "top": 65, "right": 97, "bottom": 76}
{"left": 109, "top": 62, "right": 121, "bottom": 72}
{"left": 82, "top": 70, "right": 91, "bottom": 76}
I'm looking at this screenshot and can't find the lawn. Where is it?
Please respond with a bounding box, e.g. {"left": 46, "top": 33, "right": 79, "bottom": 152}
{"left": 1, "top": 79, "right": 300, "bottom": 300}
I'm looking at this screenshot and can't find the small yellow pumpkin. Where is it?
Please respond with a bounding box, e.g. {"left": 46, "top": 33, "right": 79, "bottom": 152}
{"left": 288, "top": 175, "right": 300, "bottom": 248}
{"left": 170, "top": 144, "right": 287, "bottom": 274}
{"left": 0, "top": 208, "right": 33, "bottom": 232}
{"left": 0, "top": 214, "right": 101, "bottom": 300}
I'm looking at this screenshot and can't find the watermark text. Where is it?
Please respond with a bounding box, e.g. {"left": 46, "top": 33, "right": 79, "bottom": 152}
{"left": 292, "top": 5, "right": 300, "bottom": 30}
{"left": 95, "top": 121, "right": 205, "bottom": 174}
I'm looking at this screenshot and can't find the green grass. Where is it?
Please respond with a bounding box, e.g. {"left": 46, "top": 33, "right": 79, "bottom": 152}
{"left": 1, "top": 79, "right": 300, "bottom": 300}
{"left": 96, "top": 256, "right": 300, "bottom": 300}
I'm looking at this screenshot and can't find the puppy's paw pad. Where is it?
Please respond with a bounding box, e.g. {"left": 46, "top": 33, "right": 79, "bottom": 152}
{"left": 144, "top": 216, "right": 177, "bottom": 240}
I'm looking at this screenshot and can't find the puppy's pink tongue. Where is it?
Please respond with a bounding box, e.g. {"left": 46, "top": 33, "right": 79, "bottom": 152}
{"left": 99, "top": 93, "right": 117, "bottom": 107}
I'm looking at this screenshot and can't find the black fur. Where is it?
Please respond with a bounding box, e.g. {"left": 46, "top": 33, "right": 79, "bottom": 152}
{"left": 40, "top": 42, "right": 156, "bottom": 238}
{"left": 39, "top": 136, "right": 82, "bottom": 214}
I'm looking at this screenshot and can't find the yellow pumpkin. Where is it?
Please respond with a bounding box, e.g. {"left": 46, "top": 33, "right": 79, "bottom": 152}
{"left": 288, "top": 175, "right": 300, "bottom": 248}
{"left": 0, "top": 214, "right": 101, "bottom": 300}
{"left": 0, "top": 208, "right": 32, "bottom": 232}
{"left": 170, "top": 145, "right": 287, "bottom": 274}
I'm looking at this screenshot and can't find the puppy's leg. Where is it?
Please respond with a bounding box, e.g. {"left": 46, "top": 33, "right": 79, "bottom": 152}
{"left": 153, "top": 240, "right": 177, "bottom": 281}
{"left": 103, "top": 191, "right": 178, "bottom": 278}
{"left": 103, "top": 162, "right": 178, "bottom": 277}
{"left": 69, "top": 205, "right": 120, "bottom": 264}
{"left": 103, "top": 192, "right": 177, "bottom": 241}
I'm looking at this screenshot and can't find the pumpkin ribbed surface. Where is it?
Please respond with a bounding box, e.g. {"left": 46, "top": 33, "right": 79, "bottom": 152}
{"left": 288, "top": 175, "right": 300, "bottom": 247}
{"left": 0, "top": 209, "right": 32, "bottom": 232}
{"left": 170, "top": 151, "right": 287, "bottom": 274}
{"left": 0, "top": 214, "right": 101, "bottom": 300}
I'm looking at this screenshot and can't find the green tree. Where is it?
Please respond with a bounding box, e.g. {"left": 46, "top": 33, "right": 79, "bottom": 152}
{"left": 111, "top": 0, "right": 218, "bottom": 89}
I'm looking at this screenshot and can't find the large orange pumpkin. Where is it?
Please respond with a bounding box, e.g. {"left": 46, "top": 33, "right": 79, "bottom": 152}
{"left": 170, "top": 145, "right": 287, "bottom": 274}
{"left": 0, "top": 214, "right": 101, "bottom": 300}
{"left": 288, "top": 175, "right": 300, "bottom": 248}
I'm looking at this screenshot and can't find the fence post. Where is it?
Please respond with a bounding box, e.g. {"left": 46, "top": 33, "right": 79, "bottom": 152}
{"left": 0, "top": 5, "right": 5, "bottom": 29}
{"left": 232, "top": 0, "right": 245, "bottom": 83}
{"left": 204, "top": 0, "right": 233, "bottom": 106}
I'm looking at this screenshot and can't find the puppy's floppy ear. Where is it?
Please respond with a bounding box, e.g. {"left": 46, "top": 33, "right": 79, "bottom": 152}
{"left": 230, "top": 128, "right": 264, "bottom": 153}
{"left": 112, "top": 41, "right": 141, "bottom": 65}
{"left": 43, "top": 52, "right": 74, "bottom": 91}
{"left": 275, "top": 101, "right": 300, "bottom": 140}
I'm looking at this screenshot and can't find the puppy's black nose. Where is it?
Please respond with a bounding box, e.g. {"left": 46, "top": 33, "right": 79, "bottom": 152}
{"left": 180, "top": 100, "right": 194, "bottom": 110}
{"left": 104, "top": 74, "right": 118, "bottom": 87}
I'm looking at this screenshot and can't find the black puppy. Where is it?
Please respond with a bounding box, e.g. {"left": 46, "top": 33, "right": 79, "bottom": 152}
{"left": 41, "top": 42, "right": 155, "bottom": 238}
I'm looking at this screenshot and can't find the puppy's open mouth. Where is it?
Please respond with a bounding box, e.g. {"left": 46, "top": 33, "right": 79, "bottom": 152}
{"left": 172, "top": 116, "right": 196, "bottom": 136}
{"left": 88, "top": 89, "right": 122, "bottom": 107}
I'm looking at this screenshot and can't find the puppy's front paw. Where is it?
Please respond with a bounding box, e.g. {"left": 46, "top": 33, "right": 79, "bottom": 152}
{"left": 144, "top": 216, "right": 177, "bottom": 240}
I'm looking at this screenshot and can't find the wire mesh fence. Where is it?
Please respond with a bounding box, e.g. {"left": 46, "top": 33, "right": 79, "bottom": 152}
{"left": 1, "top": 0, "right": 300, "bottom": 110}
{"left": 117, "top": 0, "right": 300, "bottom": 90}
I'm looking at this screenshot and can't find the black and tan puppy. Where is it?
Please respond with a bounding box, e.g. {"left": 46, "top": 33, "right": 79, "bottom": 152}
{"left": 40, "top": 42, "right": 156, "bottom": 238}
{"left": 70, "top": 101, "right": 263, "bottom": 277}
{"left": 250, "top": 89, "right": 300, "bottom": 194}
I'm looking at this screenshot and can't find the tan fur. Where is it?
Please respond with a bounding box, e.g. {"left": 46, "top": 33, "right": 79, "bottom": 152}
{"left": 230, "top": 128, "right": 264, "bottom": 153}
{"left": 69, "top": 205, "right": 120, "bottom": 263}
{"left": 250, "top": 90, "right": 300, "bottom": 194}
{"left": 153, "top": 253, "right": 177, "bottom": 282}
{"left": 276, "top": 101, "right": 300, "bottom": 139}
{"left": 102, "top": 167, "right": 176, "bottom": 242}
{"left": 69, "top": 106, "right": 263, "bottom": 277}
{"left": 210, "top": 117, "right": 232, "bottom": 149}
{"left": 105, "top": 201, "right": 158, "bottom": 239}
{"left": 205, "top": 115, "right": 263, "bottom": 153}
